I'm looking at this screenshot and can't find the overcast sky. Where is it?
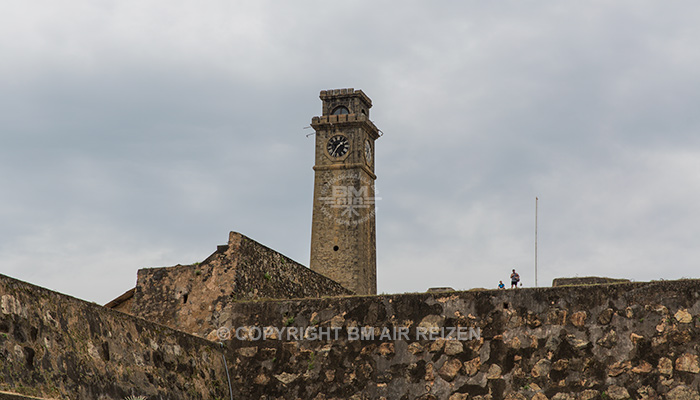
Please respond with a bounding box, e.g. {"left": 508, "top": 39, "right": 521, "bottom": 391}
{"left": 2, "top": 1, "right": 700, "bottom": 304}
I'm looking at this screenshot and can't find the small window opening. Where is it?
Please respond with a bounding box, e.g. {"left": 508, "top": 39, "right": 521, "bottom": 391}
{"left": 332, "top": 106, "right": 350, "bottom": 115}
{"left": 183, "top": 293, "right": 189, "bottom": 304}
{"left": 333, "top": 245, "right": 339, "bottom": 251}
{"left": 503, "top": 302, "right": 509, "bottom": 309}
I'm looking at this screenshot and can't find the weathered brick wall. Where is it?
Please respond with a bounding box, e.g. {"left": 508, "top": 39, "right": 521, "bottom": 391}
{"left": 216, "top": 280, "right": 700, "bottom": 399}
{"left": 0, "top": 274, "right": 230, "bottom": 400}
{"left": 130, "top": 231, "right": 350, "bottom": 338}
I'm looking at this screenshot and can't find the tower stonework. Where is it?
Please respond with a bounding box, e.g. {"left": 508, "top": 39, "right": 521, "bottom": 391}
{"left": 310, "top": 88, "right": 380, "bottom": 295}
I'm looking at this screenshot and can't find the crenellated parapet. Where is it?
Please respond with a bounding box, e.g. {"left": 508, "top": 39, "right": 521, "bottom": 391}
{"left": 311, "top": 112, "right": 377, "bottom": 129}
{"left": 319, "top": 88, "right": 372, "bottom": 107}
{"left": 311, "top": 113, "right": 379, "bottom": 140}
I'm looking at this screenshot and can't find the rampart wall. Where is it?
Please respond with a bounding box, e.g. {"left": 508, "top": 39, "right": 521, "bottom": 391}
{"left": 0, "top": 274, "right": 230, "bottom": 400}
{"left": 4, "top": 269, "right": 700, "bottom": 399}
{"left": 217, "top": 280, "right": 700, "bottom": 399}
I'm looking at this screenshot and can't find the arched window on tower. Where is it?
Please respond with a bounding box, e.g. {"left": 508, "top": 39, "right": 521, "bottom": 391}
{"left": 331, "top": 106, "right": 350, "bottom": 115}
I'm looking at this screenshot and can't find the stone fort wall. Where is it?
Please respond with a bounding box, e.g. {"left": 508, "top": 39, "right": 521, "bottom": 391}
{"left": 0, "top": 273, "right": 231, "bottom": 400}
{"left": 4, "top": 270, "right": 700, "bottom": 399}
{"left": 126, "top": 231, "right": 351, "bottom": 337}
{"left": 216, "top": 279, "right": 700, "bottom": 399}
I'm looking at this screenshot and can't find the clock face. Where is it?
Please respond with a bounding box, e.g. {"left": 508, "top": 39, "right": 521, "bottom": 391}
{"left": 364, "top": 140, "right": 372, "bottom": 165}
{"left": 327, "top": 135, "right": 349, "bottom": 157}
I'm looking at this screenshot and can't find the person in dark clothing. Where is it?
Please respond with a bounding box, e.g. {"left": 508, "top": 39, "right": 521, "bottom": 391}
{"left": 510, "top": 269, "right": 520, "bottom": 289}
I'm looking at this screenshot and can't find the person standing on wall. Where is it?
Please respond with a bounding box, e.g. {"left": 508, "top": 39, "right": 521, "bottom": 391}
{"left": 510, "top": 269, "right": 520, "bottom": 289}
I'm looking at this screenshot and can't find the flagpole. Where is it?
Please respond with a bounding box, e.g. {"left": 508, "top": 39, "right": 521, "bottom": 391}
{"left": 535, "top": 196, "right": 538, "bottom": 288}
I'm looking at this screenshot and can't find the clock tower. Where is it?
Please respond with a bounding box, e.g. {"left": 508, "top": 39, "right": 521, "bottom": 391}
{"left": 310, "top": 88, "right": 380, "bottom": 295}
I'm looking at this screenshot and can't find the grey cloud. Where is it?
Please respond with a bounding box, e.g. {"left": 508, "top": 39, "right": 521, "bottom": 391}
{"left": 2, "top": 2, "right": 700, "bottom": 302}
